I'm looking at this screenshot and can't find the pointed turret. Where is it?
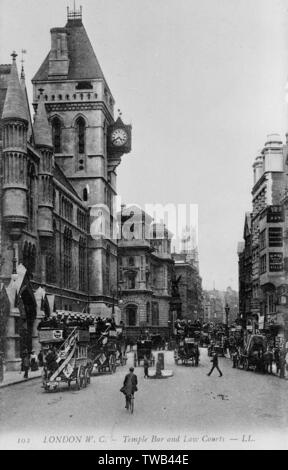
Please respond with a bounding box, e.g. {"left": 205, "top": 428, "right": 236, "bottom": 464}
{"left": 35, "top": 89, "right": 54, "bottom": 239}
{"left": 2, "top": 52, "right": 28, "bottom": 122}
{"left": 33, "top": 90, "right": 52, "bottom": 148}
{"left": 2, "top": 53, "right": 29, "bottom": 239}
{"left": 20, "top": 64, "right": 33, "bottom": 143}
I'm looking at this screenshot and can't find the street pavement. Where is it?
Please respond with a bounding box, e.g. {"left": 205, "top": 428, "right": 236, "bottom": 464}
{"left": 0, "top": 348, "right": 287, "bottom": 450}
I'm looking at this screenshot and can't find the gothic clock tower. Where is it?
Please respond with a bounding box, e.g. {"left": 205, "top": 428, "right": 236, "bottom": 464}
{"left": 32, "top": 6, "right": 132, "bottom": 312}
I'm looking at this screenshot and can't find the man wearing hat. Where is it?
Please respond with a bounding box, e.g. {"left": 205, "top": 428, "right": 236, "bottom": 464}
{"left": 122, "top": 367, "right": 138, "bottom": 409}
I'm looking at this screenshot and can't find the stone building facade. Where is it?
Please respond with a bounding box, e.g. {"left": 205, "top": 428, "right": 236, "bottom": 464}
{"left": 118, "top": 206, "right": 174, "bottom": 340}
{"left": 172, "top": 252, "right": 203, "bottom": 322}
{"left": 0, "top": 8, "right": 131, "bottom": 370}
{"left": 238, "top": 134, "right": 288, "bottom": 347}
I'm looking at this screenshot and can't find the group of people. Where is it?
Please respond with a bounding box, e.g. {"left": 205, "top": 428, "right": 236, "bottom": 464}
{"left": 21, "top": 350, "right": 43, "bottom": 379}
{"left": 38, "top": 312, "right": 119, "bottom": 332}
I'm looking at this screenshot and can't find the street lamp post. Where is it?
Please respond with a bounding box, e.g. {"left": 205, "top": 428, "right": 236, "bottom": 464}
{"left": 111, "top": 285, "right": 122, "bottom": 323}
{"left": 225, "top": 303, "right": 230, "bottom": 335}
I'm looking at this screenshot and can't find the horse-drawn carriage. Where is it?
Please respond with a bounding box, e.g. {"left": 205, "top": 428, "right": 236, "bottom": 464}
{"left": 208, "top": 340, "right": 226, "bottom": 357}
{"left": 150, "top": 334, "right": 165, "bottom": 351}
{"left": 88, "top": 324, "right": 127, "bottom": 374}
{"left": 39, "top": 326, "right": 91, "bottom": 392}
{"left": 174, "top": 338, "right": 200, "bottom": 366}
{"left": 134, "top": 339, "right": 155, "bottom": 367}
{"left": 238, "top": 334, "right": 267, "bottom": 372}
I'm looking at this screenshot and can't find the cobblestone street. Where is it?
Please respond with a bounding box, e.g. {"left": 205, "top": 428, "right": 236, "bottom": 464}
{"left": 0, "top": 349, "right": 287, "bottom": 449}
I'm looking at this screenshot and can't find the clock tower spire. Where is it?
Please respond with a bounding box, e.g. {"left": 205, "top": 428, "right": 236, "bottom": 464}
{"left": 32, "top": 8, "right": 132, "bottom": 313}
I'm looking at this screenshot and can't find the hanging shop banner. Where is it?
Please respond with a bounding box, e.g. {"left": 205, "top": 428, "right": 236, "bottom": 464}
{"left": 267, "top": 205, "right": 284, "bottom": 223}
{"left": 269, "top": 253, "right": 283, "bottom": 272}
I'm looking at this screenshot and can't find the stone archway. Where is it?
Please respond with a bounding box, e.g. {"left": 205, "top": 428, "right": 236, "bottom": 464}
{"left": 126, "top": 304, "right": 138, "bottom": 327}
{"left": 0, "top": 285, "right": 10, "bottom": 356}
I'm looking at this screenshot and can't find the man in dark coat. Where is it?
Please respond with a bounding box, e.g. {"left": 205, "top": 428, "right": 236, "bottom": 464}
{"left": 143, "top": 355, "right": 149, "bottom": 379}
{"left": 207, "top": 352, "right": 223, "bottom": 377}
{"left": 21, "top": 351, "right": 30, "bottom": 379}
{"left": 123, "top": 367, "right": 138, "bottom": 409}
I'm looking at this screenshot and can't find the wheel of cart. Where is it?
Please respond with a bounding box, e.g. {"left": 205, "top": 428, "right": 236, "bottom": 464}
{"left": 243, "top": 357, "right": 249, "bottom": 371}
{"left": 85, "top": 367, "right": 91, "bottom": 385}
{"left": 120, "top": 355, "right": 127, "bottom": 366}
{"left": 76, "top": 365, "right": 85, "bottom": 390}
{"left": 109, "top": 354, "right": 117, "bottom": 374}
{"left": 174, "top": 352, "right": 178, "bottom": 365}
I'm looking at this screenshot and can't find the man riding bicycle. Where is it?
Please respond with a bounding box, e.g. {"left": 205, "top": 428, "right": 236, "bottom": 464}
{"left": 122, "top": 367, "right": 138, "bottom": 409}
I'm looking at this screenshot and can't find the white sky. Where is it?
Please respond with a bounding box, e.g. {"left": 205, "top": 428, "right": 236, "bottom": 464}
{"left": 0, "top": 0, "right": 288, "bottom": 291}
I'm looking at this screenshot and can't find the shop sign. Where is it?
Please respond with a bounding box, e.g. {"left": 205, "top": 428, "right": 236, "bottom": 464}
{"left": 267, "top": 205, "right": 284, "bottom": 223}
{"left": 269, "top": 253, "right": 283, "bottom": 272}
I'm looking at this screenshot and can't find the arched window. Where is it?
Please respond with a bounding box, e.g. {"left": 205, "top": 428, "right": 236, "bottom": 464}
{"left": 27, "top": 162, "right": 35, "bottom": 232}
{"left": 63, "top": 227, "right": 72, "bottom": 288}
{"left": 83, "top": 187, "right": 88, "bottom": 202}
{"left": 146, "top": 302, "right": 151, "bottom": 324}
{"left": 106, "top": 246, "right": 110, "bottom": 293}
{"left": 23, "top": 242, "right": 36, "bottom": 278}
{"left": 128, "top": 257, "right": 135, "bottom": 267}
{"left": 152, "top": 302, "right": 159, "bottom": 326}
{"left": 46, "top": 227, "right": 56, "bottom": 284}
{"left": 126, "top": 305, "right": 137, "bottom": 327}
{"left": 79, "top": 237, "right": 86, "bottom": 291}
{"left": 22, "top": 242, "right": 29, "bottom": 270}
{"left": 76, "top": 117, "right": 85, "bottom": 154}
{"left": 52, "top": 117, "right": 62, "bottom": 154}
{"left": 128, "top": 272, "right": 136, "bottom": 290}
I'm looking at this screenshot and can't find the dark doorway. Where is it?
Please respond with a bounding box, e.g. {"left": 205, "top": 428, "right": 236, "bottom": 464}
{"left": 18, "top": 287, "right": 37, "bottom": 355}
{"left": 0, "top": 286, "right": 10, "bottom": 357}
{"left": 126, "top": 305, "right": 137, "bottom": 326}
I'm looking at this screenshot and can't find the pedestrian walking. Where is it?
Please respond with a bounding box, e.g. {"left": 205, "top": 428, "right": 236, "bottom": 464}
{"left": 279, "top": 349, "right": 286, "bottom": 379}
{"left": 38, "top": 350, "right": 44, "bottom": 368}
{"left": 30, "top": 351, "right": 39, "bottom": 371}
{"left": 143, "top": 355, "right": 149, "bottom": 379}
{"left": 21, "top": 350, "right": 30, "bottom": 380}
{"left": 207, "top": 352, "right": 223, "bottom": 377}
{"left": 275, "top": 347, "right": 281, "bottom": 375}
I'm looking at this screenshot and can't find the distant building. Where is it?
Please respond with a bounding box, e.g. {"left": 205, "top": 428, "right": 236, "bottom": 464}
{"left": 238, "top": 134, "right": 288, "bottom": 347}
{"left": 203, "top": 287, "right": 238, "bottom": 325}
{"left": 118, "top": 206, "right": 174, "bottom": 340}
{"left": 0, "top": 8, "right": 132, "bottom": 370}
{"left": 172, "top": 252, "right": 203, "bottom": 322}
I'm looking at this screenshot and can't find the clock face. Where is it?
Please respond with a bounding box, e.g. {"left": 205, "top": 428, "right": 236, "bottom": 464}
{"left": 111, "top": 128, "right": 128, "bottom": 146}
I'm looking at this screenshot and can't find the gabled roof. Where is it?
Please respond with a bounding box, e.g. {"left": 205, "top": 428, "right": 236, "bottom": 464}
{"left": 20, "top": 71, "right": 34, "bottom": 143}
{"left": 0, "top": 65, "right": 11, "bottom": 124}
{"left": 33, "top": 96, "right": 52, "bottom": 147}
{"left": 244, "top": 212, "right": 252, "bottom": 239}
{"left": 53, "top": 162, "right": 82, "bottom": 201}
{"left": 32, "top": 18, "right": 106, "bottom": 82}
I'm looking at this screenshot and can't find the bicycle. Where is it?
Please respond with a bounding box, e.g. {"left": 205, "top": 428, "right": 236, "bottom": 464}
{"left": 126, "top": 394, "right": 134, "bottom": 414}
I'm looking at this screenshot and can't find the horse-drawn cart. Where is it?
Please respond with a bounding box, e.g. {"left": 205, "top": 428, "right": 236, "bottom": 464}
{"left": 238, "top": 334, "right": 267, "bottom": 372}
{"left": 88, "top": 324, "right": 127, "bottom": 374}
{"left": 134, "top": 339, "right": 155, "bottom": 367}
{"left": 39, "top": 327, "right": 91, "bottom": 392}
{"left": 174, "top": 338, "right": 200, "bottom": 367}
